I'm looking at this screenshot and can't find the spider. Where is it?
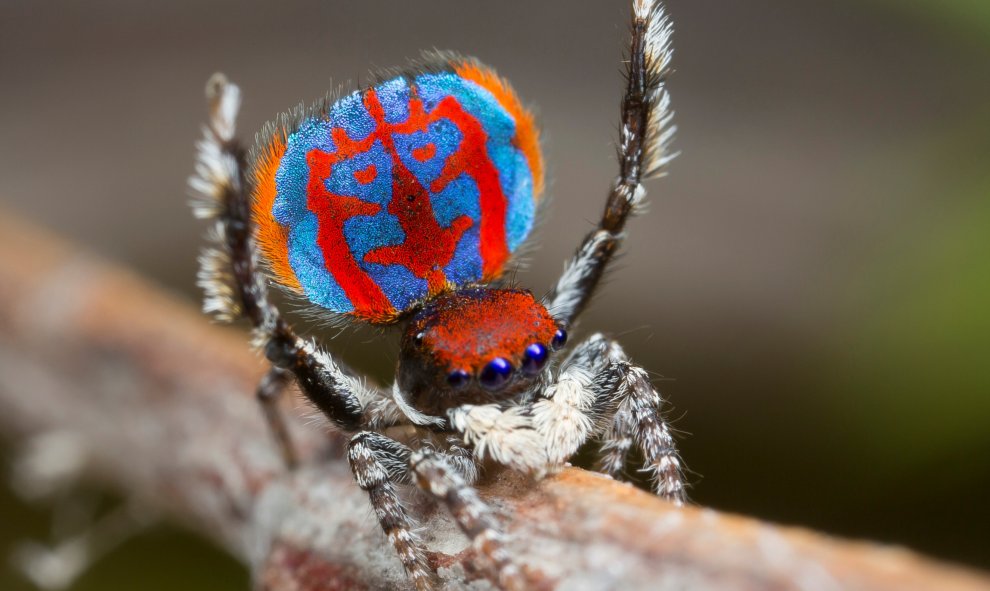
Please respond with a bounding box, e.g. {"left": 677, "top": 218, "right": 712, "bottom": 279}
{"left": 189, "top": 0, "right": 684, "bottom": 588}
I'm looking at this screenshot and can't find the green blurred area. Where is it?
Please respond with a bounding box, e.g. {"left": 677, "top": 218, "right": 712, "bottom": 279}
{"left": 1, "top": 0, "right": 989, "bottom": 588}
{"left": 816, "top": 109, "right": 990, "bottom": 565}
{"left": 875, "top": 0, "right": 990, "bottom": 40}
{"left": 833, "top": 115, "right": 990, "bottom": 470}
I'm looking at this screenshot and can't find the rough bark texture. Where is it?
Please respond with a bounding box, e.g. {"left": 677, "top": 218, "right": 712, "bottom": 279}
{"left": 0, "top": 210, "right": 987, "bottom": 591}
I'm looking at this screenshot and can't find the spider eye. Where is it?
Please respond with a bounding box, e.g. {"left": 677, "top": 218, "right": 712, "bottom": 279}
{"left": 521, "top": 343, "right": 549, "bottom": 376}
{"left": 479, "top": 357, "right": 513, "bottom": 390}
{"left": 447, "top": 369, "right": 471, "bottom": 389}
{"left": 414, "top": 332, "right": 425, "bottom": 347}
{"left": 551, "top": 328, "right": 568, "bottom": 351}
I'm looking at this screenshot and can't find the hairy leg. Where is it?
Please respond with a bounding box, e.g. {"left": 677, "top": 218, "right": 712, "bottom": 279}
{"left": 410, "top": 449, "right": 524, "bottom": 591}
{"left": 615, "top": 372, "right": 685, "bottom": 503}
{"left": 597, "top": 340, "right": 686, "bottom": 504}
{"left": 532, "top": 333, "right": 686, "bottom": 504}
{"left": 531, "top": 335, "right": 620, "bottom": 467}
{"left": 347, "top": 432, "right": 436, "bottom": 590}
{"left": 547, "top": 0, "right": 676, "bottom": 326}
{"left": 189, "top": 74, "right": 381, "bottom": 434}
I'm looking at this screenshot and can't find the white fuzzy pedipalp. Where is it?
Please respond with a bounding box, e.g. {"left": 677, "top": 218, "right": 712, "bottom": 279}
{"left": 447, "top": 405, "right": 548, "bottom": 474}
{"left": 532, "top": 366, "right": 597, "bottom": 465}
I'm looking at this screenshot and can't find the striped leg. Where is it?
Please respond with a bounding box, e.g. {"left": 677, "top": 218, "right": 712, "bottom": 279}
{"left": 532, "top": 334, "right": 621, "bottom": 467}
{"left": 347, "top": 432, "right": 436, "bottom": 591}
{"left": 548, "top": 0, "right": 676, "bottom": 326}
{"left": 189, "top": 73, "right": 377, "bottom": 435}
{"left": 531, "top": 333, "right": 687, "bottom": 505}
{"left": 617, "top": 363, "right": 685, "bottom": 503}
{"left": 592, "top": 338, "right": 686, "bottom": 505}
{"left": 410, "top": 449, "right": 525, "bottom": 591}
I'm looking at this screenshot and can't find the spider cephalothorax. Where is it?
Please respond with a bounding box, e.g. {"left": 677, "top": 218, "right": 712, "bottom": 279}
{"left": 190, "top": 1, "right": 684, "bottom": 589}
{"left": 399, "top": 287, "right": 564, "bottom": 415}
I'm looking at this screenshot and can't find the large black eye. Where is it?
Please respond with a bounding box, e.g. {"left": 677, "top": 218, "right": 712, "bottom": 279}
{"left": 521, "top": 343, "right": 548, "bottom": 376}
{"left": 447, "top": 369, "right": 470, "bottom": 389}
{"left": 479, "top": 357, "right": 513, "bottom": 390}
{"left": 551, "top": 328, "right": 568, "bottom": 350}
{"left": 413, "top": 332, "right": 425, "bottom": 347}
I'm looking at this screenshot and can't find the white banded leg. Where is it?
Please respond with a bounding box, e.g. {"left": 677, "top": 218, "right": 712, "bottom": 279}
{"left": 411, "top": 449, "right": 525, "bottom": 591}
{"left": 347, "top": 432, "right": 435, "bottom": 590}
{"left": 531, "top": 333, "right": 687, "bottom": 504}
{"left": 596, "top": 340, "right": 686, "bottom": 504}
{"left": 547, "top": 0, "right": 676, "bottom": 326}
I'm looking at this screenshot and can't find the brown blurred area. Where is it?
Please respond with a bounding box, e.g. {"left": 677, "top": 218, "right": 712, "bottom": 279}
{"left": 2, "top": 0, "right": 989, "bottom": 588}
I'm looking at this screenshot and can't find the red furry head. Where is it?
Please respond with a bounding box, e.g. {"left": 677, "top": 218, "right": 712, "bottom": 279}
{"left": 398, "top": 287, "right": 565, "bottom": 415}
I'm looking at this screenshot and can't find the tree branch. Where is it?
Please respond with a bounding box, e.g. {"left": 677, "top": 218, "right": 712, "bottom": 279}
{"left": 0, "top": 209, "right": 986, "bottom": 591}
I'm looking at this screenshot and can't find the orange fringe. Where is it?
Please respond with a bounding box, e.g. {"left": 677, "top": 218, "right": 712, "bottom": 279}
{"left": 251, "top": 131, "right": 302, "bottom": 292}
{"left": 454, "top": 61, "right": 544, "bottom": 200}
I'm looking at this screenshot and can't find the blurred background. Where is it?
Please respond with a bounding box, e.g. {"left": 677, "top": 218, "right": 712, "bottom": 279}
{"left": 1, "top": 0, "right": 988, "bottom": 588}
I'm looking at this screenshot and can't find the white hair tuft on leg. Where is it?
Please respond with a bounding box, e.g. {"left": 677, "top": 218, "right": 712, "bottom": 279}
{"left": 187, "top": 74, "right": 248, "bottom": 323}
{"left": 196, "top": 246, "right": 241, "bottom": 321}
{"left": 635, "top": 0, "right": 677, "bottom": 180}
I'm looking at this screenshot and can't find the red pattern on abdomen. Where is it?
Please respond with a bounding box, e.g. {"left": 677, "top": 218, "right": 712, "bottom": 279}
{"left": 304, "top": 86, "right": 510, "bottom": 320}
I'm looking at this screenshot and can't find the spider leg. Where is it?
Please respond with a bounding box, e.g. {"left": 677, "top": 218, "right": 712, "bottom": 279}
{"left": 531, "top": 335, "right": 619, "bottom": 467}
{"left": 410, "top": 449, "right": 525, "bottom": 591}
{"left": 347, "top": 432, "right": 436, "bottom": 591}
{"left": 256, "top": 366, "right": 297, "bottom": 469}
{"left": 533, "top": 334, "right": 686, "bottom": 505}
{"left": 603, "top": 352, "right": 686, "bottom": 504}
{"left": 190, "top": 74, "right": 376, "bottom": 435}
{"left": 547, "top": 0, "right": 676, "bottom": 326}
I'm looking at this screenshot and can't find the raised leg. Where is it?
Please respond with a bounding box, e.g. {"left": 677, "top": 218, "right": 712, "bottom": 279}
{"left": 189, "top": 73, "right": 378, "bottom": 434}
{"left": 410, "top": 449, "right": 525, "bottom": 591}
{"left": 347, "top": 432, "right": 436, "bottom": 591}
{"left": 548, "top": 0, "right": 676, "bottom": 326}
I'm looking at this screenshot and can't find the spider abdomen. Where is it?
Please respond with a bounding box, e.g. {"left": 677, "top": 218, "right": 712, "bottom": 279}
{"left": 250, "top": 56, "right": 544, "bottom": 324}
